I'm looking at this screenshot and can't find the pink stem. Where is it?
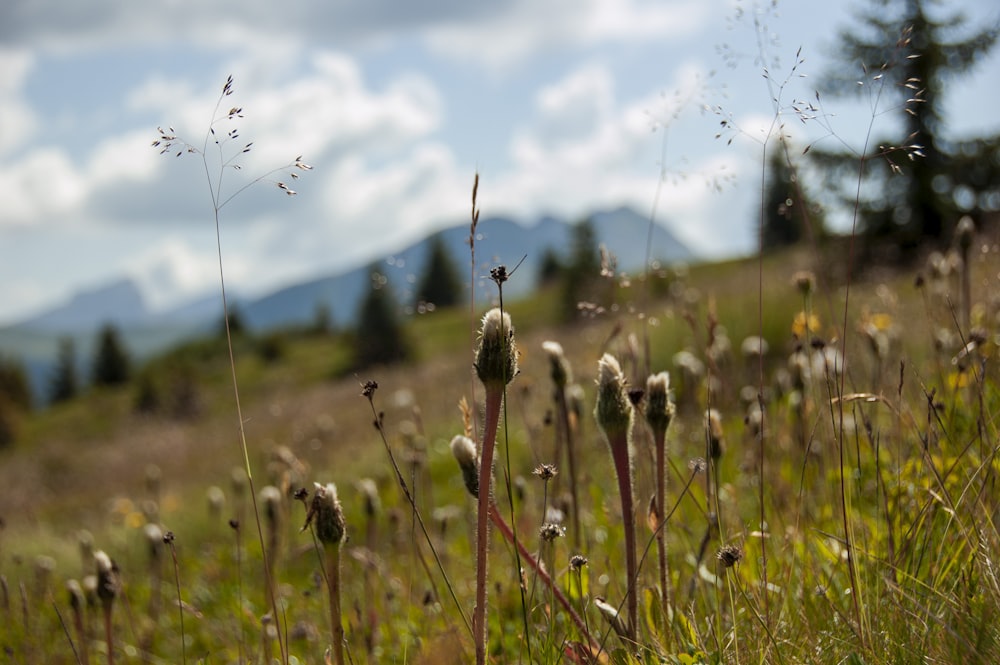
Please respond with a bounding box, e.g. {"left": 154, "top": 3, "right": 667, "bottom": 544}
{"left": 475, "top": 388, "right": 503, "bottom": 665}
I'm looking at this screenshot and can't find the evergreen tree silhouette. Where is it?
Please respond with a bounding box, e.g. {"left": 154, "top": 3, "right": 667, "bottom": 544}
{"left": 92, "top": 323, "right": 131, "bottom": 387}
{"left": 354, "top": 266, "right": 411, "bottom": 369}
{"left": 49, "top": 337, "right": 79, "bottom": 404}
{"left": 414, "top": 234, "right": 462, "bottom": 309}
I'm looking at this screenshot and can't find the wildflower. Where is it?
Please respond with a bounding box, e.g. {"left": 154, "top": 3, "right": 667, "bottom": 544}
{"left": 542, "top": 340, "right": 573, "bottom": 388}
{"left": 532, "top": 463, "right": 558, "bottom": 481}
{"left": 474, "top": 308, "right": 518, "bottom": 389}
{"left": 644, "top": 372, "right": 675, "bottom": 433}
{"left": 705, "top": 409, "right": 725, "bottom": 460}
{"left": 305, "top": 483, "right": 347, "bottom": 546}
{"left": 570, "top": 554, "right": 589, "bottom": 571}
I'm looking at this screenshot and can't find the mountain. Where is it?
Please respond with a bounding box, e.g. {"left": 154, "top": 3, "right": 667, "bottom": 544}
{"left": 20, "top": 278, "right": 148, "bottom": 333}
{"left": 0, "top": 205, "right": 692, "bottom": 401}
{"left": 238, "top": 205, "right": 692, "bottom": 330}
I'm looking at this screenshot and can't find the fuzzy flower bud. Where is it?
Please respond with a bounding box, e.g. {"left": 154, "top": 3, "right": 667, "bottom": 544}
{"left": 306, "top": 482, "right": 347, "bottom": 546}
{"left": 705, "top": 409, "right": 725, "bottom": 460}
{"left": 644, "top": 371, "right": 675, "bottom": 433}
{"left": 595, "top": 354, "right": 633, "bottom": 441}
{"left": 450, "top": 435, "right": 480, "bottom": 498}
{"left": 475, "top": 308, "right": 518, "bottom": 389}
{"left": 94, "top": 550, "right": 118, "bottom": 607}
{"left": 542, "top": 340, "right": 572, "bottom": 388}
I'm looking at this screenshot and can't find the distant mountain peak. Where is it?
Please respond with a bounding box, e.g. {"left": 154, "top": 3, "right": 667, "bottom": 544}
{"left": 21, "top": 277, "right": 148, "bottom": 333}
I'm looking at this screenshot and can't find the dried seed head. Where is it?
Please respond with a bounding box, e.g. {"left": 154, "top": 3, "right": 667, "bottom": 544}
{"left": 705, "top": 409, "right": 725, "bottom": 460}
{"left": 595, "top": 353, "right": 634, "bottom": 441}
{"left": 259, "top": 486, "right": 283, "bottom": 525}
{"left": 570, "top": 554, "right": 588, "bottom": 570}
{"left": 688, "top": 457, "right": 707, "bottom": 474}
{"left": 450, "top": 435, "right": 480, "bottom": 498}
{"left": 532, "top": 463, "right": 558, "bottom": 482}
{"left": 717, "top": 544, "right": 744, "bottom": 568}
{"left": 542, "top": 340, "right": 572, "bottom": 388}
{"left": 94, "top": 550, "right": 118, "bottom": 606}
{"left": 957, "top": 215, "right": 975, "bottom": 252}
{"left": 539, "top": 522, "right": 566, "bottom": 542}
{"left": 143, "top": 523, "right": 164, "bottom": 560}
{"left": 644, "top": 371, "right": 675, "bottom": 433}
{"left": 66, "top": 579, "right": 85, "bottom": 612}
{"left": 475, "top": 308, "right": 518, "bottom": 389}
{"left": 356, "top": 478, "right": 381, "bottom": 518}
{"left": 792, "top": 271, "right": 816, "bottom": 296}
{"left": 305, "top": 482, "right": 347, "bottom": 546}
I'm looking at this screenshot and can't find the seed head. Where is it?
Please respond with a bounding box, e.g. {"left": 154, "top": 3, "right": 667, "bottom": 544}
{"left": 94, "top": 550, "right": 119, "bottom": 606}
{"left": 539, "top": 523, "right": 566, "bottom": 542}
{"left": 450, "top": 435, "right": 480, "bottom": 498}
{"left": 532, "top": 463, "right": 558, "bottom": 481}
{"left": 705, "top": 409, "right": 725, "bottom": 460}
{"left": 595, "top": 354, "right": 634, "bottom": 441}
{"left": 542, "top": 340, "right": 572, "bottom": 388}
{"left": 644, "top": 371, "right": 675, "bottom": 433}
{"left": 570, "top": 554, "right": 588, "bottom": 571}
{"left": 475, "top": 308, "right": 518, "bottom": 389}
{"left": 717, "top": 544, "right": 744, "bottom": 568}
{"left": 305, "top": 482, "right": 347, "bottom": 546}
{"left": 792, "top": 271, "right": 816, "bottom": 297}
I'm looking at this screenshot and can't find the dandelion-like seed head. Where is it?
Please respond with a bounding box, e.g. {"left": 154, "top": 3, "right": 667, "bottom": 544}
{"left": 93, "top": 550, "right": 118, "bottom": 605}
{"left": 532, "top": 463, "right": 558, "bottom": 481}
{"left": 595, "top": 353, "right": 633, "bottom": 440}
{"left": 475, "top": 308, "right": 518, "bottom": 389}
{"left": 450, "top": 435, "right": 480, "bottom": 498}
{"left": 542, "top": 340, "right": 572, "bottom": 388}
{"left": 644, "top": 371, "right": 675, "bottom": 433}
{"left": 570, "top": 554, "right": 589, "bottom": 571}
{"left": 306, "top": 482, "right": 347, "bottom": 546}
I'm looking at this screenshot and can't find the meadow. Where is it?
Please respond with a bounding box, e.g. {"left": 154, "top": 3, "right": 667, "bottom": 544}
{"left": 2, "top": 220, "right": 1000, "bottom": 664}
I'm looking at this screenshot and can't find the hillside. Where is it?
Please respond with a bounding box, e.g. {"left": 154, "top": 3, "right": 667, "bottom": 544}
{"left": 2, "top": 238, "right": 999, "bottom": 664}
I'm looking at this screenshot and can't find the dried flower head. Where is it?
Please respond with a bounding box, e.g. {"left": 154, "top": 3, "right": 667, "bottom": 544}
{"left": 570, "top": 554, "right": 589, "bottom": 571}
{"left": 688, "top": 457, "right": 708, "bottom": 474}
{"left": 542, "top": 340, "right": 573, "bottom": 388}
{"left": 533, "top": 463, "right": 558, "bottom": 481}
{"left": 705, "top": 409, "right": 725, "bottom": 460}
{"left": 357, "top": 478, "right": 381, "bottom": 518}
{"left": 644, "top": 371, "right": 676, "bottom": 433}
{"left": 717, "top": 544, "right": 744, "bottom": 568}
{"left": 539, "top": 523, "right": 567, "bottom": 542}
{"left": 304, "top": 482, "right": 347, "bottom": 546}
{"left": 595, "top": 353, "right": 634, "bottom": 441}
{"left": 66, "top": 579, "right": 85, "bottom": 612}
{"left": 450, "top": 435, "right": 480, "bottom": 498}
{"left": 94, "top": 550, "right": 119, "bottom": 606}
{"left": 792, "top": 270, "right": 816, "bottom": 296}
{"left": 475, "top": 308, "right": 518, "bottom": 389}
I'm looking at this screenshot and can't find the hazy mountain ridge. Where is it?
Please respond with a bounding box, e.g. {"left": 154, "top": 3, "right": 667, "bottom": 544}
{"left": 0, "top": 206, "right": 692, "bottom": 400}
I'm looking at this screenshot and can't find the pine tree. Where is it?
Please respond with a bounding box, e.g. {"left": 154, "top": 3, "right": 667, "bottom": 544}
{"left": 414, "top": 234, "right": 462, "bottom": 309}
{"left": 815, "top": 0, "right": 999, "bottom": 259}
{"left": 92, "top": 323, "right": 131, "bottom": 387}
{"left": 49, "top": 337, "right": 79, "bottom": 404}
{"left": 354, "top": 267, "right": 411, "bottom": 369}
{"left": 761, "top": 148, "right": 824, "bottom": 250}
{"left": 559, "top": 218, "right": 601, "bottom": 321}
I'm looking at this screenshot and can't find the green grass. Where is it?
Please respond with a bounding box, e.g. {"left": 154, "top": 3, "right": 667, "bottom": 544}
{"left": 2, "top": 240, "right": 1000, "bottom": 664}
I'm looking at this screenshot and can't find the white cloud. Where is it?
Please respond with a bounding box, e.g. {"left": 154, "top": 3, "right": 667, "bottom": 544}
{"left": 0, "top": 49, "right": 38, "bottom": 156}
{"left": 124, "top": 237, "right": 230, "bottom": 310}
{"left": 424, "top": 0, "right": 716, "bottom": 69}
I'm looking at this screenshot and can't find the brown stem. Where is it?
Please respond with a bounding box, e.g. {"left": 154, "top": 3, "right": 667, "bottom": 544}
{"left": 102, "top": 603, "right": 114, "bottom": 665}
{"left": 326, "top": 544, "right": 345, "bottom": 665}
{"left": 475, "top": 387, "right": 503, "bottom": 665}
{"left": 609, "top": 434, "right": 637, "bottom": 640}
{"left": 654, "top": 428, "right": 670, "bottom": 641}
{"left": 555, "top": 391, "right": 582, "bottom": 549}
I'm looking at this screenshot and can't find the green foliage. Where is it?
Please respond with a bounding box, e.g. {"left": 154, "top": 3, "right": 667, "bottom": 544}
{"left": 816, "top": 0, "right": 1000, "bottom": 259}
{"left": 91, "top": 323, "right": 131, "bottom": 387}
{"left": 353, "top": 266, "right": 411, "bottom": 369}
{"left": 48, "top": 337, "right": 78, "bottom": 404}
{"left": 415, "top": 233, "right": 463, "bottom": 309}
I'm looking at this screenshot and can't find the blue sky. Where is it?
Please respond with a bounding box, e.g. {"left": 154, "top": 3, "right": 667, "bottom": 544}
{"left": 1, "top": 0, "right": 998, "bottom": 324}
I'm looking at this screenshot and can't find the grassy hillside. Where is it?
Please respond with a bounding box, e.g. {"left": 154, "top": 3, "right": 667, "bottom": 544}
{"left": 2, "top": 236, "right": 1000, "bottom": 664}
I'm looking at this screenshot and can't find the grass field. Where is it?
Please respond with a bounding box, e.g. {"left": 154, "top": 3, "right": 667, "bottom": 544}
{"left": 3, "top": 227, "right": 1000, "bottom": 664}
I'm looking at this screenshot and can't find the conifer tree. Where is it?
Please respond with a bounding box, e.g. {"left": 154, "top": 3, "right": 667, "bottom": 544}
{"left": 92, "top": 323, "right": 131, "bottom": 387}
{"left": 559, "top": 218, "right": 601, "bottom": 321}
{"left": 414, "top": 234, "right": 462, "bottom": 309}
{"left": 815, "top": 0, "right": 999, "bottom": 258}
{"left": 354, "top": 266, "right": 411, "bottom": 369}
{"left": 49, "top": 337, "right": 79, "bottom": 404}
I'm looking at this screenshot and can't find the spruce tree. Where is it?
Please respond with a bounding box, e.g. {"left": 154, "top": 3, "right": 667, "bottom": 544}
{"left": 559, "top": 218, "right": 601, "bottom": 321}
{"left": 815, "top": 0, "right": 999, "bottom": 259}
{"left": 354, "top": 267, "right": 411, "bottom": 369}
{"left": 92, "top": 323, "right": 131, "bottom": 387}
{"left": 49, "top": 337, "right": 79, "bottom": 404}
{"left": 414, "top": 234, "right": 462, "bottom": 309}
{"left": 761, "top": 148, "right": 824, "bottom": 250}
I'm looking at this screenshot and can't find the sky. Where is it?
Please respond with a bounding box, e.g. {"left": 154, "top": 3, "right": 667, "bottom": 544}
{"left": 1, "top": 0, "right": 998, "bottom": 325}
